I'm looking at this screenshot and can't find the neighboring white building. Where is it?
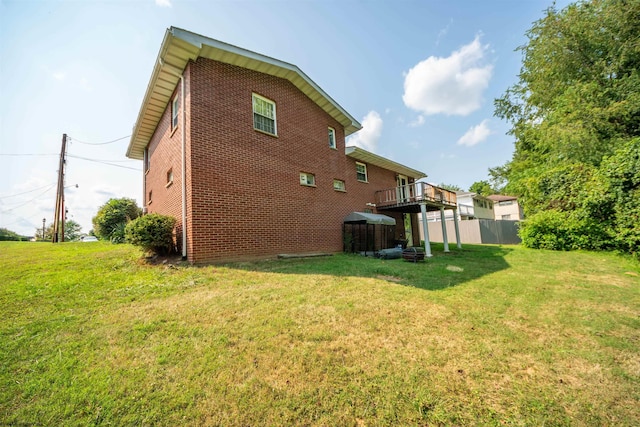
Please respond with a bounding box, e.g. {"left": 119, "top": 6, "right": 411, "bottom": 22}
{"left": 487, "top": 195, "right": 524, "bottom": 221}
{"left": 425, "top": 191, "right": 495, "bottom": 222}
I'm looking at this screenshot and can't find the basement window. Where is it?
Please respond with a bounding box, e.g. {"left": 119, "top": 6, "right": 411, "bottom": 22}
{"left": 299, "top": 172, "right": 316, "bottom": 187}
{"left": 252, "top": 93, "right": 277, "bottom": 136}
{"left": 333, "top": 179, "right": 346, "bottom": 192}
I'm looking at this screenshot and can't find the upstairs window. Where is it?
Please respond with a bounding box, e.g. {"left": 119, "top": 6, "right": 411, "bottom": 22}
{"left": 356, "top": 162, "right": 368, "bottom": 182}
{"left": 253, "top": 93, "right": 277, "bottom": 135}
{"left": 171, "top": 95, "right": 179, "bottom": 130}
{"left": 144, "top": 148, "right": 150, "bottom": 172}
{"left": 328, "top": 127, "right": 336, "bottom": 149}
{"left": 299, "top": 172, "right": 315, "bottom": 187}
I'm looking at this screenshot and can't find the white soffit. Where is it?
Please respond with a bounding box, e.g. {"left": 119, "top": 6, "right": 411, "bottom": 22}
{"left": 126, "top": 27, "right": 362, "bottom": 160}
{"left": 345, "top": 146, "right": 427, "bottom": 180}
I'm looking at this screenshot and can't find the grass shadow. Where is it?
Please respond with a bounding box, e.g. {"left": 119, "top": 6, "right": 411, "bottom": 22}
{"left": 225, "top": 243, "right": 514, "bottom": 291}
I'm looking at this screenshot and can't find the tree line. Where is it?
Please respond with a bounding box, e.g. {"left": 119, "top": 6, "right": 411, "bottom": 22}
{"left": 492, "top": 0, "right": 639, "bottom": 258}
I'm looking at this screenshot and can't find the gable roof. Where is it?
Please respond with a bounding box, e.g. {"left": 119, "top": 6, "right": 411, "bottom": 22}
{"left": 345, "top": 146, "right": 427, "bottom": 180}
{"left": 126, "top": 27, "right": 362, "bottom": 160}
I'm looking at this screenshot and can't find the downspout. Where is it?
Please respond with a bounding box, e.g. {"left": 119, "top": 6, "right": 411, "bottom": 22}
{"left": 159, "top": 58, "right": 188, "bottom": 260}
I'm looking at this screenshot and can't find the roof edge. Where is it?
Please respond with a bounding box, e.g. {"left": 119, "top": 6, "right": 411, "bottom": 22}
{"left": 345, "top": 146, "right": 427, "bottom": 180}
{"left": 126, "top": 27, "right": 362, "bottom": 160}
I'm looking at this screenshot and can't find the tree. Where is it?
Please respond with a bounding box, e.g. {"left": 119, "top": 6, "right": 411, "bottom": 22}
{"left": 468, "top": 180, "right": 495, "bottom": 196}
{"left": 437, "top": 183, "right": 463, "bottom": 192}
{"left": 92, "top": 198, "right": 142, "bottom": 243}
{"left": 35, "top": 220, "right": 83, "bottom": 242}
{"left": 494, "top": 0, "right": 640, "bottom": 257}
{"left": 0, "top": 227, "right": 27, "bottom": 241}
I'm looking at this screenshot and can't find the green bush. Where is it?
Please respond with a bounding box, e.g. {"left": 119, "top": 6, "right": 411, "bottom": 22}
{"left": 519, "top": 210, "right": 612, "bottom": 251}
{"left": 92, "top": 198, "right": 142, "bottom": 243}
{"left": 125, "top": 214, "right": 176, "bottom": 255}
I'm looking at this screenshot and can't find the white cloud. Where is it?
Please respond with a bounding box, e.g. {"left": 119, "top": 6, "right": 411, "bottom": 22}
{"left": 402, "top": 35, "right": 493, "bottom": 116}
{"left": 155, "top": 0, "right": 172, "bottom": 7}
{"left": 408, "top": 115, "right": 425, "bottom": 127}
{"left": 347, "top": 111, "right": 383, "bottom": 153}
{"left": 53, "top": 72, "right": 66, "bottom": 81}
{"left": 457, "top": 119, "right": 492, "bottom": 147}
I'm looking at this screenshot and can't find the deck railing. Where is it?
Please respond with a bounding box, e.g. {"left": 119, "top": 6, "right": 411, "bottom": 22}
{"left": 374, "top": 182, "right": 457, "bottom": 209}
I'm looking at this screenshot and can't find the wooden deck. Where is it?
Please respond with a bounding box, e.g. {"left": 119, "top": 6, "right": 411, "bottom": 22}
{"left": 374, "top": 182, "right": 457, "bottom": 213}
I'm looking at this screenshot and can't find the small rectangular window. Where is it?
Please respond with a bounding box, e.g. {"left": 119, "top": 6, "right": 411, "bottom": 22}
{"left": 253, "top": 93, "right": 277, "bottom": 135}
{"left": 299, "top": 172, "right": 315, "bottom": 187}
{"left": 502, "top": 214, "right": 512, "bottom": 220}
{"left": 333, "top": 179, "right": 345, "bottom": 192}
{"left": 499, "top": 200, "right": 514, "bottom": 206}
{"left": 171, "top": 96, "right": 179, "bottom": 129}
{"left": 356, "top": 162, "right": 368, "bottom": 182}
{"left": 166, "top": 169, "right": 173, "bottom": 187}
{"left": 328, "top": 127, "right": 336, "bottom": 149}
{"left": 144, "top": 148, "right": 150, "bottom": 172}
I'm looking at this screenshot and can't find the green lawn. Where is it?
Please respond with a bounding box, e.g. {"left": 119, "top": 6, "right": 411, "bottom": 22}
{"left": 1, "top": 241, "right": 638, "bottom": 426}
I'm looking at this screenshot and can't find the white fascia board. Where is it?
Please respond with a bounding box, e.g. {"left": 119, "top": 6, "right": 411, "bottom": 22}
{"left": 345, "top": 146, "right": 427, "bottom": 180}
{"left": 126, "top": 27, "right": 361, "bottom": 160}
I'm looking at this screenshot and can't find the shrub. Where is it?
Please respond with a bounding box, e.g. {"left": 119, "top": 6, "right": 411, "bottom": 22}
{"left": 125, "top": 214, "right": 176, "bottom": 255}
{"left": 92, "top": 198, "right": 142, "bottom": 243}
{"left": 519, "top": 209, "right": 612, "bottom": 251}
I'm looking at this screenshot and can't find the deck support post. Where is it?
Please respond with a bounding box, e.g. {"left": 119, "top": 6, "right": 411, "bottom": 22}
{"left": 453, "top": 209, "right": 462, "bottom": 249}
{"left": 420, "top": 203, "right": 433, "bottom": 258}
{"left": 440, "top": 206, "right": 450, "bottom": 252}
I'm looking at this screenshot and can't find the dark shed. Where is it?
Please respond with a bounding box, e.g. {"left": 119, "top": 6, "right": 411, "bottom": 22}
{"left": 343, "top": 212, "right": 397, "bottom": 255}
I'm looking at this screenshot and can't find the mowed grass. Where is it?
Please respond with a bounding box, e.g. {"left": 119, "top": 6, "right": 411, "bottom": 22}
{"left": 1, "top": 242, "right": 638, "bottom": 426}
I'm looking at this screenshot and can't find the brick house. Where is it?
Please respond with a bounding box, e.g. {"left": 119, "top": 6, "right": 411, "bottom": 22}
{"left": 126, "top": 27, "right": 459, "bottom": 263}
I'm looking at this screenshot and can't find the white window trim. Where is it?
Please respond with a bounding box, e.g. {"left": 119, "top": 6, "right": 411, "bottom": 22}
{"left": 171, "top": 95, "right": 179, "bottom": 130}
{"left": 328, "top": 127, "right": 336, "bottom": 149}
{"left": 252, "top": 93, "right": 277, "bottom": 136}
{"left": 356, "top": 162, "right": 368, "bottom": 182}
{"left": 299, "top": 172, "right": 316, "bottom": 187}
{"left": 166, "top": 169, "right": 174, "bottom": 188}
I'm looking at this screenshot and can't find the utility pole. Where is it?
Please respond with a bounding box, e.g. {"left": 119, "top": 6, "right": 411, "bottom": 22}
{"left": 52, "top": 134, "right": 67, "bottom": 243}
{"left": 42, "top": 218, "right": 46, "bottom": 241}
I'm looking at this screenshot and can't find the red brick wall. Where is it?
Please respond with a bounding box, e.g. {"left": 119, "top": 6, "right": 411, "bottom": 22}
{"left": 144, "top": 73, "right": 185, "bottom": 253}
{"left": 147, "top": 57, "right": 414, "bottom": 263}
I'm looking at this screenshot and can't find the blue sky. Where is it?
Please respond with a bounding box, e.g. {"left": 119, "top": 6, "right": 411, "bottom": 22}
{"left": 0, "top": 0, "right": 570, "bottom": 236}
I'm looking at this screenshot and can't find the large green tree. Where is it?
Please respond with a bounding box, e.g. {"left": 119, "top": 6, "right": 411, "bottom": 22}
{"left": 468, "top": 180, "right": 495, "bottom": 196}
{"left": 494, "top": 0, "right": 640, "bottom": 257}
{"left": 92, "top": 198, "right": 142, "bottom": 243}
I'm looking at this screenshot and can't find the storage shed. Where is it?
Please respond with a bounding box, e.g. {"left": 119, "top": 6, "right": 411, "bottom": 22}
{"left": 343, "top": 212, "right": 397, "bottom": 255}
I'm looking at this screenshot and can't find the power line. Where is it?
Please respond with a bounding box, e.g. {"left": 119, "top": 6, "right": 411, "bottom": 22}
{"left": 0, "top": 184, "right": 57, "bottom": 213}
{"left": 69, "top": 135, "right": 131, "bottom": 145}
{"left": 0, "top": 153, "right": 57, "bottom": 157}
{"left": 66, "top": 154, "right": 137, "bottom": 163}
{"left": 66, "top": 154, "right": 140, "bottom": 171}
{"left": 0, "top": 183, "right": 57, "bottom": 199}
